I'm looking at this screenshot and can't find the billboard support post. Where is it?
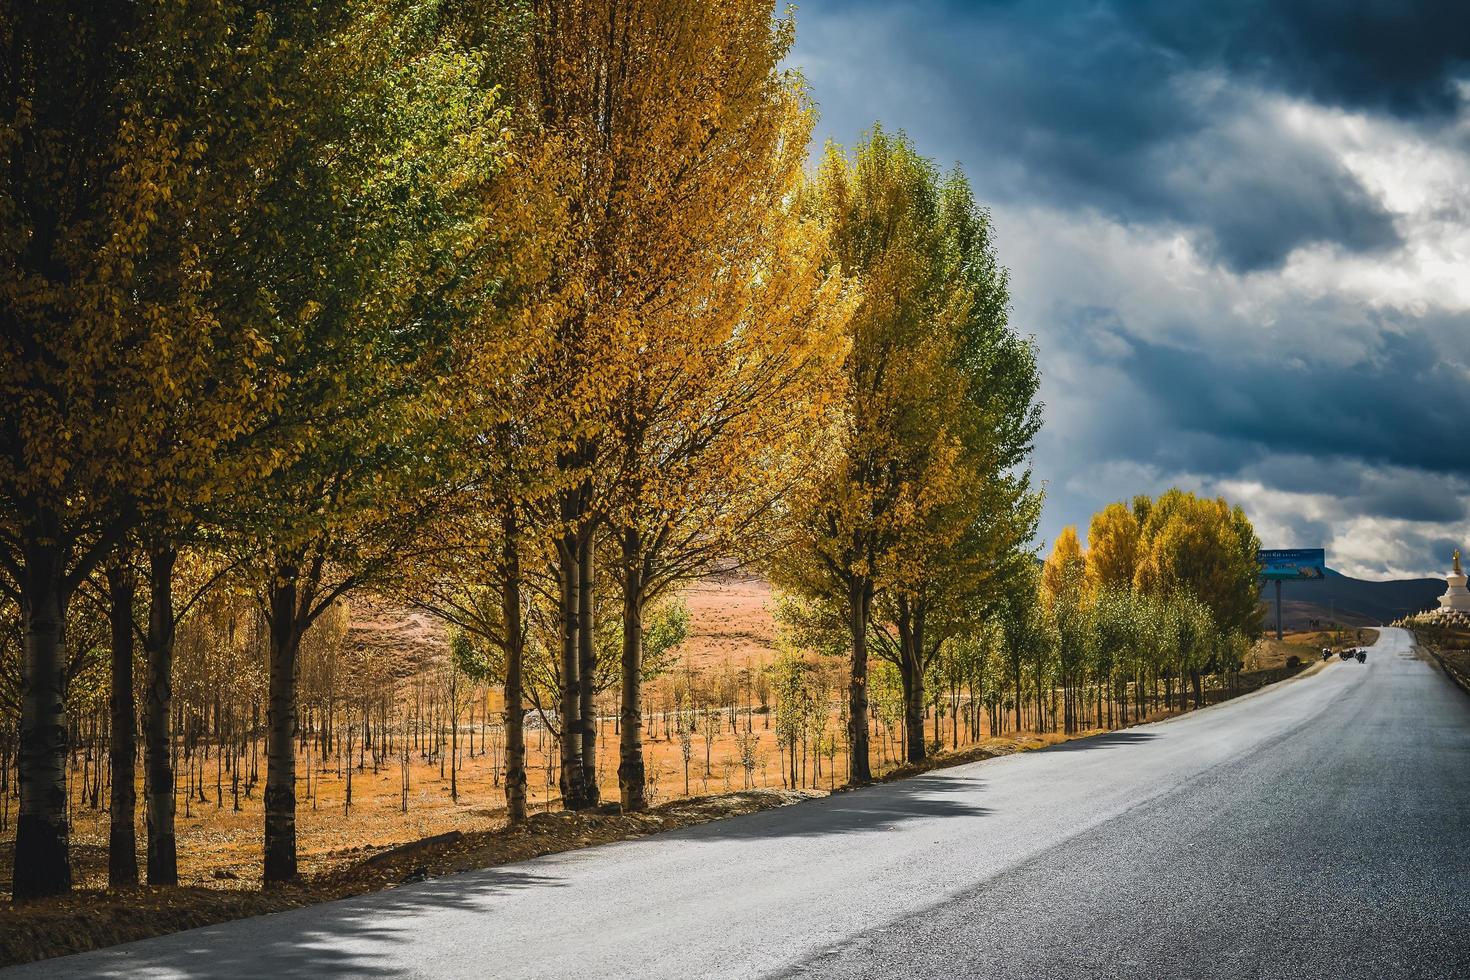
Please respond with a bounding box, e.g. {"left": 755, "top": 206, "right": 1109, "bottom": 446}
{"left": 1275, "top": 580, "right": 1283, "bottom": 641}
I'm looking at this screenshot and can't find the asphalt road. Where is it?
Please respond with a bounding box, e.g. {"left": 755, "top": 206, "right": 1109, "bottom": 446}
{"left": 10, "top": 627, "right": 1469, "bottom": 979}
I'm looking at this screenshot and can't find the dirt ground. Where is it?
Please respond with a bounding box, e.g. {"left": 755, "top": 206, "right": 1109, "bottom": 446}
{"left": 1248, "top": 627, "right": 1379, "bottom": 671}
{"left": 680, "top": 574, "right": 777, "bottom": 670}
{"left": 0, "top": 577, "right": 783, "bottom": 892}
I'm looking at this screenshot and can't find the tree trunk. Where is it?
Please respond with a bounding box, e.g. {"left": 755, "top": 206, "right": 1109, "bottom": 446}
{"left": 893, "top": 606, "right": 920, "bottom": 764}
{"left": 13, "top": 533, "right": 72, "bottom": 900}
{"left": 500, "top": 529, "right": 528, "bottom": 825}
{"left": 898, "top": 601, "right": 929, "bottom": 764}
{"left": 264, "top": 568, "right": 303, "bottom": 884}
{"left": 1011, "top": 651, "right": 1022, "bottom": 733}
{"left": 1061, "top": 656, "right": 1073, "bottom": 734}
{"left": 617, "top": 534, "right": 646, "bottom": 811}
{"left": 449, "top": 667, "right": 458, "bottom": 803}
{"left": 142, "top": 544, "right": 178, "bottom": 885}
{"left": 556, "top": 537, "right": 589, "bottom": 809}
{"left": 846, "top": 577, "right": 872, "bottom": 783}
{"left": 106, "top": 561, "right": 139, "bottom": 888}
{"left": 577, "top": 529, "right": 598, "bottom": 805}
{"left": 1034, "top": 659, "right": 1045, "bottom": 734}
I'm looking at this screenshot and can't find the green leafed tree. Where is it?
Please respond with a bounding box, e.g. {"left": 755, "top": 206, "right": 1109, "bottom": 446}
{"left": 211, "top": 0, "right": 519, "bottom": 884}
{"left": 773, "top": 125, "right": 1040, "bottom": 776}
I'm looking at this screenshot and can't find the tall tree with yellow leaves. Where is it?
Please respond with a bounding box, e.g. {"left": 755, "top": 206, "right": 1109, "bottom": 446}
{"left": 1041, "top": 525, "right": 1090, "bottom": 733}
{"left": 515, "top": 0, "right": 632, "bottom": 809}
{"left": 1134, "top": 489, "right": 1263, "bottom": 642}
{"left": 402, "top": 137, "right": 568, "bottom": 827}
{"left": 513, "top": 0, "right": 854, "bottom": 808}
{"left": 1086, "top": 501, "right": 1142, "bottom": 594}
{"left": 582, "top": 5, "right": 854, "bottom": 811}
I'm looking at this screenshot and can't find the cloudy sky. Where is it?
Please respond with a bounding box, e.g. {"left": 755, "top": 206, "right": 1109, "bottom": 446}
{"left": 790, "top": 0, "right": 1470, "bottom": 580}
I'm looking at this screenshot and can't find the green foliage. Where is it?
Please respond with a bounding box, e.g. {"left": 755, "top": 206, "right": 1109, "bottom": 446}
{"left": 772, "top": 593, "right": 849, "bottom": 659}
{"left": 867, "top": 658, "right": 907, "bottom": 733}
{"left": 998, "top": 562, "right": 1055, "bottom": 693}
{"left": 640, "top": 600, "right": 690, "bottom": 681}
{"left": 770, "top": 646, "right": 821, "bottom": 748}
{"left": 450, "top": 629, "right": 498, "bottom": 685}
{"left": 589, "top": 597, "right": 690, "bottom": 690}
{"left": 771, "top": 124, "right": 1041, "bottom": 766}
{"left": 1091, "top": 585, "right": 1138, "bottom": 677}
{"left": 778, "top": 125, "right": 1040, "bottom": 614}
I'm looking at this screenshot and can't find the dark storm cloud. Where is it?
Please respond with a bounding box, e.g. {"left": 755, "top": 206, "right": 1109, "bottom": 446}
{"left": 1125, "top": 0, "right": 1470, "bottom": 117}
{"left": 1356, "top": 481, "right": 1469, "bottom": 525}
{"left": 796, "top": 0, "right": 1448, "bottom": 271}
{"left": 1033, "top": 300, "right": 1470, "bottom": 496}
{"left": 1234, "top": 457, "right": 1470, "bottom": 524}
{"left": 1165, "top": 123, "right": 1402, "bottom": 272}
{"left": 1125, "top": 329, "right": 1470, "bottom": 482}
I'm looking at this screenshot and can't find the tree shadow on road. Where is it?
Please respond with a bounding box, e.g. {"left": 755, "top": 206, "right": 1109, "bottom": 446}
{"left": 1033, "top": 730, "right": 1159, "bottom": 753}
{"left": 675, "top": 732, "right": 1162, "bottom": 844}
{"left": 21, "top": 868, "right": 565, "bottom": 980}
{"left": 669, "top": 772, "right": 992, "bottom": 843}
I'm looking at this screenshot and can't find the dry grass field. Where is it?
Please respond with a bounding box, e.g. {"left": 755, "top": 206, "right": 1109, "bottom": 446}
{"left": 681, "top": 575, "right": 778, "bottom": 670}
{"left": 0, "top": 577, "right": 825, "bottom": 895}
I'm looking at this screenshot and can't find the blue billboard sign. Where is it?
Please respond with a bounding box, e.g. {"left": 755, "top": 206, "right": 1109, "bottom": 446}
{"left": 1257, "top": 548, "right": 1325, "bottom": 581}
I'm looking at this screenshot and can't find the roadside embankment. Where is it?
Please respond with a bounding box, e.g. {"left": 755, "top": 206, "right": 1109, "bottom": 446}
{"left": 1411, "top": 626, "right": 1470, "bottom": 697}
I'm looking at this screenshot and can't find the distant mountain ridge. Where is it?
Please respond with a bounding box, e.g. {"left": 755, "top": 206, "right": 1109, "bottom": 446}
{"left": 1265, "top": 567, "right": 1446, "bottom": 628}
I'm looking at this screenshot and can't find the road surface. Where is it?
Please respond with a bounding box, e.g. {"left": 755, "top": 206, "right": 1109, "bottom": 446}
{"left": 10, "top": 627, "right": 1469, "bottom": 979}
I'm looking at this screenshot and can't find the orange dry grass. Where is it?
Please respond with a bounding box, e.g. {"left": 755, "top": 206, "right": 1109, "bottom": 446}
{"left": 0, "top": 708, "right": 805, "bottom": 892}
{"left": 679, "top": 574, "right": 777, "bottom": 670}
{"left": 0, "top": 577, "right": 791, "bottom": 891}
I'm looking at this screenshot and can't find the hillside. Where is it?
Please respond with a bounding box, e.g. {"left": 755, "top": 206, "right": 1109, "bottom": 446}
{"left": 1264, "top": 568, "right": 1446, "bottom": 628}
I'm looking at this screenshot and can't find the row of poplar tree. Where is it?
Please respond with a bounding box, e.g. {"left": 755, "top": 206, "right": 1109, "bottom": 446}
{"left": 0, "top": 0, "right": 1259, "bottom": 905}
{"left": 770, "top": 489, "right": 1265, "bottom": 772}
{"left": 1034, "top": 490, "right": 1264, "bottom": 733}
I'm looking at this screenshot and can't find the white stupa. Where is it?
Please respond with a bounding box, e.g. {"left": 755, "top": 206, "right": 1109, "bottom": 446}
{"left": 1395, "top": 550, "right": 1470, "bottom": 627}
{"left": 1440, "top": 549, "right": 1470, "bottom": 613}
